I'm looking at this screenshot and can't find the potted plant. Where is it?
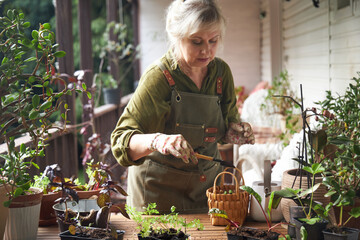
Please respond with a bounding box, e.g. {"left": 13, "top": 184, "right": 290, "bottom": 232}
{"left": 260, "top": 70, "right": 302, "bottom": 145}
{"left": 273, "top": 164, "right": 330, "bottom": 240}
{"left": 310, "top": 73, "right": 360, "bottom": 233}
{"left": 209, "top": 185, "right": 291, "bottom": 240}
{"left": 31, "top": 167, "right": 62, "bottom": 226}
{"left": 95, "top": 21, "right": 139, "bottom": 105}
{"left": 0, "top": 9, "right": 86, "bottom": 239}
{"left": 126, "top": 203, "right": 204, "bottom": 240}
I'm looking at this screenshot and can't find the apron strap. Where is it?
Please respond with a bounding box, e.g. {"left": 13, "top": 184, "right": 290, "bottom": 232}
{"left": 157, "top": 60, "right": 176, "bottom": 88}
{"left": 157, "top": 59, "right": 223, "bottom": 98}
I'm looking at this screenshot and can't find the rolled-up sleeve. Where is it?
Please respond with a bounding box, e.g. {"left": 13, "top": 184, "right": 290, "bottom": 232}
{"left": 111, "top": 65, "right": 172, "bottom": 166}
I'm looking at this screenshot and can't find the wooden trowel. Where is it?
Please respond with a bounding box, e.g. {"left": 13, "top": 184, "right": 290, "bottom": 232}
{"left": 195, "top": 153, "right": 235, "bottom": 168}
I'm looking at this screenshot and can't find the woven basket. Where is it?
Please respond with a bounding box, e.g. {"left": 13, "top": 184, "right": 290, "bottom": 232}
{"left": 206, "top": 168, "right": 249, "bottom": 226}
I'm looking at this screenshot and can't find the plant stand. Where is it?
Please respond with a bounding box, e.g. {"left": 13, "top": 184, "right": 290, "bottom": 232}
{"left": 3, "top": 187, "right": 43, "bottom": 240}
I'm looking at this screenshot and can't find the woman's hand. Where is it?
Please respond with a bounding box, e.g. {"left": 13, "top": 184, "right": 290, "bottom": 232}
{"left": 224, "top": 122, "right": 255, "bottom": 145}
{"left": 149, "top": 133, "right": 198, "bottom": 164}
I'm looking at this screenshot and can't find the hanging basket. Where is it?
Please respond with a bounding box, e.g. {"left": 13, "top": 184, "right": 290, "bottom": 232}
{"left": 206, "top": 168, "right": 249, "bottom": 226}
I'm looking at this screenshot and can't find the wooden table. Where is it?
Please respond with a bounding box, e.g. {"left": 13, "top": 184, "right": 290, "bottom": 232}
{"left": 37, "top": 213, "right": 287, "bottom": 239}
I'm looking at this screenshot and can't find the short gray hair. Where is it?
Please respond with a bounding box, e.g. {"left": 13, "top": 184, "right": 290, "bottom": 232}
{"left": 165, "top": 0, "right": 226, "bottom": 63}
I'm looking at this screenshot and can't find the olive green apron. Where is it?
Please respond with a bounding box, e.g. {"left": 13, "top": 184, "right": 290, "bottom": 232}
{"left": 127, "top": 60, "right": 226, "bottom": 213}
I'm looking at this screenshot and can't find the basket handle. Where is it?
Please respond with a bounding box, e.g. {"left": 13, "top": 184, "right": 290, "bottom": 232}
{"left": 221, "top": 167, "right": 246, "bottom": 186}
{"left": 213, "top": 171, "right": 239, "bottom": 194}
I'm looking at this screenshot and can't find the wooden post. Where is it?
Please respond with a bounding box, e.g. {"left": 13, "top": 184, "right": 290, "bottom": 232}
{"left": 78, "top": 0, "right": 94, "bottom": 149}
{"left": 55, "top": 0, "right": 78, "bottom": 177}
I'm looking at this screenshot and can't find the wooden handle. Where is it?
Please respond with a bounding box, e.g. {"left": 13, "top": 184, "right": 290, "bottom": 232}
{"left": 195, "top": 153, "right": 213, "bottom": 161}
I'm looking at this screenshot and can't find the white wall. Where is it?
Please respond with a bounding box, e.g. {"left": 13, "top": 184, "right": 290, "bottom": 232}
{"left": 280, "top": 0, "right": 360, "bottom": 108}
{"left": 138, "top": 0, "right": 261, "bottom": 93}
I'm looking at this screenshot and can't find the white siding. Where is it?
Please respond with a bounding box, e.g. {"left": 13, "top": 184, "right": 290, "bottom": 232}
{"left": 138, "top": 0, "right": 261, "bottom": 94}
{"left": 281, "top": 0, "right": 360, "bottom": 107}
{"left": 260, "top": 0, "right": 272, "bottom": 83}
{"left": 282, "top": 0, "right": 330, "bottom": 107}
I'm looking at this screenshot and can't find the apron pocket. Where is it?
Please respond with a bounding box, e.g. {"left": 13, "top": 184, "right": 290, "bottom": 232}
{"left": 174, "top": 123, "right": 204, "bottom": 149}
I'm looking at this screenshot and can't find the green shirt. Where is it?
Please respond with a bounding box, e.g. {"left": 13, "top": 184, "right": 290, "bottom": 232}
{"left": 111, "top": 51, "right": 239, "bottom": 166}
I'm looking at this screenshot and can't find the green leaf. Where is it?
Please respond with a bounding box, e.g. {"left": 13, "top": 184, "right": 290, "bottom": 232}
{"left": 31, "top": 161, "right": 39, "bottom": 169}
{"left": 42, "top": 23, "right": 51, "bottom": 30}
{"left": 24, "top": 57, "right": 37, "bottom": 62}
{"left": 3, "top": 200, "right": 11, "bottom": 208}
{"left": 39, "top": 101, "right": 52, "bottom": 111}
{"left": 29, "top": 109, "right": 39, "bottom": 119}
{"left": 299, "top": 183, "right": 321, "bottom": 198}
{"left": 32, "top": 95, "right": 40, "bottom": 108}
{"left": 87, "top": 91, "right": 92, "bottom": 99}
{"left": 349, "top": 207, "right": 360, "bottom": 218}
{"left": 53, "top": 51, "right": 66, "bottom": 58}
{"left": 20, "top": 143, "right": 26, "bottom": 153}
{"left": 240, "top": 185, "right": 262, "bottom": 204}
{"left": 13, "top": 187, "right": 24, "bottom": 197}
{"left": 31, "top": 30, "right": 38, "bottom": 39}
{"left": 22, "top": 21, "right": 30, "bottom": 28}
{"left": 82, "top": 83, "right": 87, "bottom": 91}
{"left": 353, "top": 144, "right": 360, "bottom": 155}
{"left": 300, "top": 226, "right": 307, "bottom": 240}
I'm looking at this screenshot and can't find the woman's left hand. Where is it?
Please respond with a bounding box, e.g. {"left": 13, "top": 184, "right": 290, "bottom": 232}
{"left": 223, "top": 122, "right": 255, "bottom": 145}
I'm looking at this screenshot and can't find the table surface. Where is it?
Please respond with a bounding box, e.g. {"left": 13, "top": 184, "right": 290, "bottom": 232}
{"left": 37, "top": 213, "right": 288, "bottom": 239}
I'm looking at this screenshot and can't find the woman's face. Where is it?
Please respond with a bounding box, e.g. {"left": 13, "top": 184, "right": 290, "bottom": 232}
{"left": 179, "top": 29, "right": 220, "bottom": 68}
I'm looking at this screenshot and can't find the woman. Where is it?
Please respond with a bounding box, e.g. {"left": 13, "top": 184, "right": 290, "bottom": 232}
{"left": 111, "top": 0, "right": 254, "bottom": 214}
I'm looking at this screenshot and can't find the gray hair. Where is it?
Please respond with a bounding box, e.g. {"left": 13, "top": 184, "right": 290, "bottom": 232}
{"left": 165, "top": 0, "right": 226, "bottom": 63}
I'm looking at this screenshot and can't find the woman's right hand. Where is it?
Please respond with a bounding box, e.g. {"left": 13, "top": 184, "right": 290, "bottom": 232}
{"left": 148, "top": 133, "right": 198, "bottom": 164}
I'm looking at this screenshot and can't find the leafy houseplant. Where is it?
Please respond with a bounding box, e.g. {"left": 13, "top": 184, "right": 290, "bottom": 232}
{"left": 261, "top": 70, "right": 301, "bottom": 145}
{"left": 209, "top": 186, "right": 290, "bottom": 240}
{"left": 0, "top": 9, "right": 86, "bottom": 239}
{"left": 309, "top": 73, "right": 360, "bottom": 237}
{"left": 95, "top": 21, "right": 140, "bottom": 105}
{"left": 126, "top": 203, "right": 204, "bottom": 240}
{"left": 272, "top": 164, "right": 329, "bottom": 240}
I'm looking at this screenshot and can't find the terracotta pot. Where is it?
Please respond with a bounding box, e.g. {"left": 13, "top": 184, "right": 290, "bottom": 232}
{"left": 4, "top": 187, "right": 43, "bottom": 240}
{"left": 281, "top": 168, "right": 330, "bottom": 222}
{"left": 39, "top": 191, "right": 61, "bottom": 226}
{"left": 74, "top": 188, "right": 102, "bottom": 199}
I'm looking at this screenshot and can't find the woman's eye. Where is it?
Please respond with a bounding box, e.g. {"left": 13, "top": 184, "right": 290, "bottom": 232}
{"left": 210, "top": 40, "right": 218, "bottom": 44}
{"left": 192, "top": 40, "right": 201, "bottom": 45}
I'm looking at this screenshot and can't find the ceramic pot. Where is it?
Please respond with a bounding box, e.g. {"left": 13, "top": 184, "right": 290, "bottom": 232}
{"left": 323, "top": 227, "right": 360, "bottom": 240}
{"left": 249, "top": 181, "right": 283, "bottom": 222}
{"left": 53, "top": 199, "right": 103, "bottom": 232}
{"left": 281, "top": 168, "right": 329, "bottom": 222}
{"left": 4, "top": 187, "right": 43, "bottom": 240}
{"left": 0, "top": 184, "right": 10, "bottom": 239}
{"left": 75, "top": 188, "right": 102, "bottom": 199}
{"left": 39, "top": 191, "right": 61, "bottom": 226}
{"left": 294, "top": 217, "right": 329, "bottom": 240}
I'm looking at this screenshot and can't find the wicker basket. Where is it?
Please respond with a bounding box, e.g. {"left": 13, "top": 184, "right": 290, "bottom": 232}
{"left": 206, "top": 169, "right": 249, "bottom": 226}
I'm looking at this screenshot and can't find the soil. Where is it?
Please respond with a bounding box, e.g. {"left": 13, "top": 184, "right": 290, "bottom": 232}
{"left": 141, "top": 228, "right": 188, "bottom": 240}
{"left": 64, "top": 227, "right": 124, "bottom": 240}
{"left": 227, "top": 227, "right": 279, "bottom": 240}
